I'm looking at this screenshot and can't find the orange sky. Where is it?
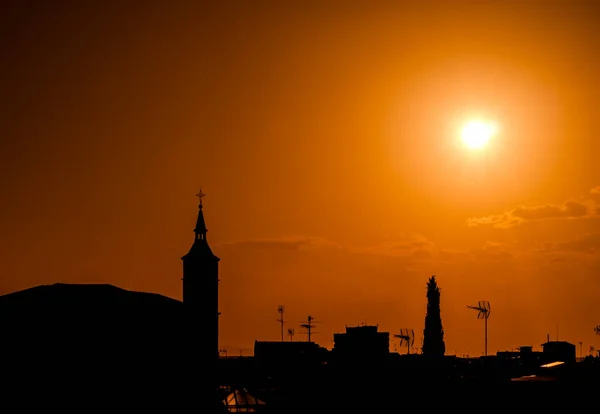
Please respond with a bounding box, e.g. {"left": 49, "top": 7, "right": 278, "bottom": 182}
{"left": 1, "top": 0, "right": 600, "bottom": 357}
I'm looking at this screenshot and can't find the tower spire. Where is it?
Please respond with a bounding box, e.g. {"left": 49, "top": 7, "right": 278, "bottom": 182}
{"left": 194, "top": 187, "right": 208, "bottom": 240}
{"left": 181, "top": 187, "right": 221, "bottom": 395}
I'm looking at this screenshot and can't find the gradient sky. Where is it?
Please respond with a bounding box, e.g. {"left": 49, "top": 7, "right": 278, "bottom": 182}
{"left": 2, "top": 0, "right": 600, "bottom": 357}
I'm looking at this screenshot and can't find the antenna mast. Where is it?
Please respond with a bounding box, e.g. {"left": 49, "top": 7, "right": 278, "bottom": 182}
{"left": 277, "top": 305, "right": 285, "bottom": 342}
{"left": 300, "top": 315, "right": 317, "bottom": 342}
{"left": 393, "top": 328, "right": 415, "bottom": 355}
{"left": 467, "top": 300, "right": 491, "bottom": 356}
{"left": 288, "top": 328, "right": 295, "bottom": 342}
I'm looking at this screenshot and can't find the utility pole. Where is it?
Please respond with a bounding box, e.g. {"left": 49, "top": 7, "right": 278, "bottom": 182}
{"left": 277, "top": 305, "right": 285, "bottom": 342}
{"left": 300, "top": 315, "right": 316, "bottom": 342}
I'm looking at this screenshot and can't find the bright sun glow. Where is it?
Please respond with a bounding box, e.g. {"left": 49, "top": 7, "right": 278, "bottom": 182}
{"left": 460, "top": 120, "right": 498, "bottom": 150}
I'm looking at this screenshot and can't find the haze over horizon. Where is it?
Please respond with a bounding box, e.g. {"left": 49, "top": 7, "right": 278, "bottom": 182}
{"left": 1, "top": 1, "right": 600, "bottom": 357}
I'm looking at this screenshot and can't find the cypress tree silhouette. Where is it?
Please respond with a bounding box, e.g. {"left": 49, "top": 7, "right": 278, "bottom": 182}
{"left": 422, "top": 275, "right": 445, "bottom": 357}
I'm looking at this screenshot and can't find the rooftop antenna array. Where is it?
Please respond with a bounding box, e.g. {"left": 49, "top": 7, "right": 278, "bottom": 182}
{"left": 467, "top": 300, "right": 491, "bottom": 356}
{"left": 277, "top": 305, "right": 285, "bottom": 342}
{"left": 393, "top": 328, "right": 415, "bottom": 355}
{"left": 288, "top": 328, "right": 295, "bottom": 342}
{"left": 595, "top": 326, "right": 600, "bottom": 357}
{"left": 300, "top": 315, "right": 318, "bottom": 342}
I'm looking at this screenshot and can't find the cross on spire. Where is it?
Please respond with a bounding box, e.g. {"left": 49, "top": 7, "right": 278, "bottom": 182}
{"left": 196, "top": 187, "right": 206, "bottom": 207}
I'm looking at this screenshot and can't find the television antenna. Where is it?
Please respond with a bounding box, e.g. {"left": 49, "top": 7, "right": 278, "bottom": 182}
{"left": 287, "top": 328, "right": 295, "bottom": 341}
{"left": 277, "top": 305, "right": 285, "bottom": 342}
{"left": 393, "top": 328, "right": 415, "bottom": 355}
{"left": 467, "top": 300, "right": 491, "bottom": 356}
{"left": 300, "top": 315, "right": 318, "bottom": 342}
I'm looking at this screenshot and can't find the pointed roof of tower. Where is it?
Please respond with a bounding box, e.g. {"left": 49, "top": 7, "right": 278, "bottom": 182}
{"left": 194, "top": 205, "right": 208, "bottom": 235}
{"left": 183, "top": 234, "right": 219, "bottom": 260}
{"left": 182, "top": 189, "right": 219, "bottom": 261}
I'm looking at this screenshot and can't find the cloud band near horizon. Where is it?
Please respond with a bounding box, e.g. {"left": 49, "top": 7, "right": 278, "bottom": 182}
{"left": 467, "top": 186, "right": 600, "bottom": 228}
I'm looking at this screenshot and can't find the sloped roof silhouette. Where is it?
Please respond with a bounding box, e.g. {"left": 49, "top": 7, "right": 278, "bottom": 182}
{"left": 182, "top": 237, "right": 220, "bottom": 261}
{"left": 223, "top": 388, "right": 265, "bottom": 412}
{"left": 0, "top": 283, "right": 182, "bottom": 305}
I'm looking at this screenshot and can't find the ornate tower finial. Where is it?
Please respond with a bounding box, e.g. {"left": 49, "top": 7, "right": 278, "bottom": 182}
{"left": 196, "top": 187, "right": 206, "bottom": 207}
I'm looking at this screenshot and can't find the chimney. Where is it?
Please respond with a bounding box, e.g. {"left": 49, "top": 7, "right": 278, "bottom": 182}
{"left": 547, "top": 334, "right": 550, "bottom": 343}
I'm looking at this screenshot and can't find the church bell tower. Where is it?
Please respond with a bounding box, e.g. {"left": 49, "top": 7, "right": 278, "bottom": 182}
{"left": 182, "top": 188, "right": 220, "bottom": 364}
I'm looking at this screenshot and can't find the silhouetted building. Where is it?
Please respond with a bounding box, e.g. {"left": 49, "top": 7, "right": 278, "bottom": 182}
{"left": 254, "top": 340, "right": 328, "bottom": 368}
{"left": 181, "top": 192, "right": 221, "bottom": 406}
{"left": 182, "top": 191, "right": 220, "bottom": 366}
{"left": 517, "top": 346, "right": 543, "bottom": 368}
{"left": 497, "top": 346, "right": 542, "bottom": 363}
{"left": 0, "top": 193, "right": 225, "bottom": 411}
{"left": 0, "top": 282, "right": 182, "bottom": 305}
{"left": 541, "top": 341, "right": 576, "bottom": 364}
{"left": 332, "top": 325, "right": 389, "bottom": 361}
{"left": 254, "top": 341, "right": 329, "bottom": 362}
{"left": 494, "top": 346, "right": 544, "bottom": 379}
{"left": 0, "top": 283, "right": 198, "bottom": 408}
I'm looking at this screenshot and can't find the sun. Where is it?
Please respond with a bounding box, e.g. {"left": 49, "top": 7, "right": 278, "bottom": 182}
{"left": 460, "top": 120, "right": 498, "bottom": 150}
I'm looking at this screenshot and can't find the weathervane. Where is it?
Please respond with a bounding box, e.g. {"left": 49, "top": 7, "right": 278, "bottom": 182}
{"left": 196, "top": 187, "right": 206, "bottom": 207}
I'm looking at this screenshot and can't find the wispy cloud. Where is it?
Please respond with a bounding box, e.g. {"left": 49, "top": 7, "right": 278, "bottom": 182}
{"left": 440, "top": 241, "right": 515, "bottom": 263}
{"left": 537, "top": 233, "right": 600, "bottom": 254}
{"left": 467, "top": 198, "right": 599, "bottom": 228}
{"left": 353, "top": 235, "right": 434, "bottom": 260}
{"left": 217, "top": 236, "right": 343, "bottom": 251}
{"left": 218, "top": 234, "right": 520, "bottom": 269}
{"left": 219, "top": 234, "right": 435, "bottom": 260}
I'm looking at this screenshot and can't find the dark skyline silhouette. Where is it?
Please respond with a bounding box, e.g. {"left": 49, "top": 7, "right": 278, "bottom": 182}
{"left": 2, "top": 195, "right": 598, "bottom": 411}
{"left": 2, "top": 8, "right": 600, "bottom": 410}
